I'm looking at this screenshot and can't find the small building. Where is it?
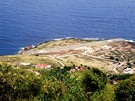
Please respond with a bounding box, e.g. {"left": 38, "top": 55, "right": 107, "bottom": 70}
{"left": 70, "top": 68, "right": 76, "bottom": 72}
{"left": 20, "top": 62, "right": 31, "bottom": 66}
{"left": 79, "top": 67, "right": 85, "bottom": 71}
{"left": 124, "top": 68, "right": 134, "bottom": 74}
{"left": 70, "top": 66, "right": 86, "bottom": 72}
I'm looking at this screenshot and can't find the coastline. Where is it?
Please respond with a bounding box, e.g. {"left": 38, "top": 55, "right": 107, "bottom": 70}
{"left": 1, "top": 37, "right": 135, "bottom": 74}
{"left": 0, "top": 37, "right": 135, "bottom": 56}
{"left": 18, "top": 37, "right": 104, "bottom": 54}
{"left": 17, "top": 37, "right": 126, "bottom": 54}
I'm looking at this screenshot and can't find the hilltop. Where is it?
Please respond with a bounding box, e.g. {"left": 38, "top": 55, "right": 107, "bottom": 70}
{"left": 0, "top": 38, "right": 135, "bottom": 74}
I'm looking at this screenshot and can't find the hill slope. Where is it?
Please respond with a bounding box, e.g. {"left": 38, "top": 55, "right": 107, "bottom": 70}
{"left": 0, "top": 38, "right": 135, "bottom": 74}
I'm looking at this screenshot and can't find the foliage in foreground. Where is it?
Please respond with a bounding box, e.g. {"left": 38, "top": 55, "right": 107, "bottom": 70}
{"left": 0, "top": 64, "right": 135, "bottom": 101}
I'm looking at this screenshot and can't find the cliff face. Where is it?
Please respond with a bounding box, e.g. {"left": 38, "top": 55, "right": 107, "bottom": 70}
{"left": 0, "top": 38, "right": 135, "bottom": 74}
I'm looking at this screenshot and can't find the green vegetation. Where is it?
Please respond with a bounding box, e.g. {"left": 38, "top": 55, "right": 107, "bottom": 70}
{"left": 0, "top": 64, "right": 135, "bottom": 101}
{"left": 115, "top": 76, "right": 135, "bottom": 101}
{"left": 109, "top": 50, "right": 135, "bottom": 62}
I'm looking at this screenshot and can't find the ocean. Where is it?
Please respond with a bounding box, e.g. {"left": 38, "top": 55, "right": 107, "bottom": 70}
{"left": 0, "top": 0, "right": 135, "bottom": 55}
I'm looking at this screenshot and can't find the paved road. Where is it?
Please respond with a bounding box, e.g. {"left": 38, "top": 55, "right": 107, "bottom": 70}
{"left": 24, "top": 39, "right": 124, "bottom": 55}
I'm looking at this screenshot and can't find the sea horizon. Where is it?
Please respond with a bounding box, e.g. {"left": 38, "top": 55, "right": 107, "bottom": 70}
{"left": 0, "top": 0, "right": 135, "bottom": 55}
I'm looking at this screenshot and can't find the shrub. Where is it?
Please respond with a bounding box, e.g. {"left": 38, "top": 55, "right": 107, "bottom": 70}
{"left": 115, "top": 76, "right": 135, "bottom": 101}
{"left": 81, "top": 68, "right": 108, "bottom": 100}
{"left": 109, "top": 56, "right": 114, "bottom": 60}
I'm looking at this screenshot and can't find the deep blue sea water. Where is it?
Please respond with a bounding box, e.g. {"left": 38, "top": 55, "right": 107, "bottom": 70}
{"left": 0, "top": 0, "right": 135, "bottom": 55}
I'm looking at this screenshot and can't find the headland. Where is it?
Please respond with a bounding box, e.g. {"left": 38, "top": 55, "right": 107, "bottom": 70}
{"left": 0, "top": 38, "right": 135, "bottom": 74}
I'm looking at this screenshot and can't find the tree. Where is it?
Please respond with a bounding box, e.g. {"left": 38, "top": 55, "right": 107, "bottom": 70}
{"left": 115, "top": 76, "right": 135, "bottom": 101}
{"left": 81, "top": 68, "right": 108, "bottom": 100}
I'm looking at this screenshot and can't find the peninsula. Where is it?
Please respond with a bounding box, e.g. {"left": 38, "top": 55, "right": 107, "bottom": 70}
{"left": 1, "top": 38, "right": 135, "bottom": 101}
{"left": 0, "top": 38, "right": 135, "bottom": 74}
